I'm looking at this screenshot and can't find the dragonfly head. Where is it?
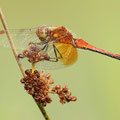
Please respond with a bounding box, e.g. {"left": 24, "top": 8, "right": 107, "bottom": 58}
{"left": 36, "top": 26, "right": 48, "bottom": 41}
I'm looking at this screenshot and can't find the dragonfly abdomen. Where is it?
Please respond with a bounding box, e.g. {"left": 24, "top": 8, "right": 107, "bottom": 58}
{"left": 75, "top": 38, "right": 120, "bottom": 60}
{"left": 86, "top": 47, "right": 120, "bottom": 60}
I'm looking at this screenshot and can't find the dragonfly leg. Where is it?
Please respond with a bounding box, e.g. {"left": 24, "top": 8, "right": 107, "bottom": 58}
{"left": 55, "top": 45, "right": 62, "bottom": 59}
{"left": 53, "top": 44, "right": 58, "bottom": 61}
{"left": 29, "top": 42, "right": 49, "bottom": 52}
{"left": 28, "top": 42, "right": 36, "bottom": 45}
{"left": 45, "top": 45, "right": 49, "bottom": 52}
{"left": 48, "top": 44, "right": 62, "bottom": 62}
{"left": 29, "top": 42, "right": 45, "bottom": 45}
{"left": 41, "top": 44, "right": 49, "bottom": 52}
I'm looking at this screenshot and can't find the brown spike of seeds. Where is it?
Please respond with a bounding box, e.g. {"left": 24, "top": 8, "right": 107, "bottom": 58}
{"left": 19, "top": 43, "right": 50, "bottom": 64}
{"left": 21, "top": 69, "right": 77, "bottom": 107}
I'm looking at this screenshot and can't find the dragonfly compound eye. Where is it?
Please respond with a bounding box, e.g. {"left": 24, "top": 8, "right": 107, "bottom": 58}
{"left": 36, "top": 27, "right": 47, "bottom": 41}
{"left": 39, "top": 32, "right": 47, "bottom": 41}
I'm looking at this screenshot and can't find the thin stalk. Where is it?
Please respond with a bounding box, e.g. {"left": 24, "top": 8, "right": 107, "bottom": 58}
{"left": 0, "top": 9, "right": 25, "bottom": 76}
{"left": 37, "top": 103, "right": 50, "bottom": 120}
{"left": 32, "top": 63, "right": 35, "bottom": 73}
{"left": 0, "top": 8, "right": 50, "bottom": 120}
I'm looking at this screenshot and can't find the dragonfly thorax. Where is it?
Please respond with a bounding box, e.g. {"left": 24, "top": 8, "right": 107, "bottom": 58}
{"left": 35, "top": 26, "right": 75, "bottom": 50}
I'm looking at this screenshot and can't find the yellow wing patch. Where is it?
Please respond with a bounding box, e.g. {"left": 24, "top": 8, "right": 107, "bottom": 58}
{"left": 54, "top": 43, "right": 78, "bottom": 66}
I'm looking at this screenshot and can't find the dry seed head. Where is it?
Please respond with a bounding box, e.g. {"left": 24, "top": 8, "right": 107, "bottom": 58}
{"left": 21, "top": 69, "right": 77, "bottom": 107}
{"left": 18, "top": 43, "right": 50, "bottom": 64}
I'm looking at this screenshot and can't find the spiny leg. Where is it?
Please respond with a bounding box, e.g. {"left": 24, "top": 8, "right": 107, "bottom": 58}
{"left": 53, "top": 44, "right": 58, "bottom": 62}
{"left": 42, "top": 44, "right": 49, "bottom": 52}
{"left": 29, "top": 41, "right": 47, "bottom": 46}
{"left": 55, "top": 45, "right": 62, "bottom": 59}
{"left": 29, "top": 42, "right": 49, "bottom": 52}
{"left": 49, "top": 44, "right": 62, "bottom": 62}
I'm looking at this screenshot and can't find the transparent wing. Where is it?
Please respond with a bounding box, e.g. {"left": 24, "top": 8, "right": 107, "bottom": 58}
{"left": 0, "top": 28, "right": 41, "bottom": 51}
{"left": 19, "top": 43, "right": 78, "bottom": 70}
{"left": 0, "top": 28, "right": 77, "bottom": 70}
{"left": 20, "top": 55, "right": 65, "bottom": 70}
{"left": 19, "top": 42, "right": 64, "bottom": 70}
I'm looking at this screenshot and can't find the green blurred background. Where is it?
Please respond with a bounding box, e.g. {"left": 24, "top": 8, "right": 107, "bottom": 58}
{"left": 0, "top": 0, "right": 120, "bottom": 120}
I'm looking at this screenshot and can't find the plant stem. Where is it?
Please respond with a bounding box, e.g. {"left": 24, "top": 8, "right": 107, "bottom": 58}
{"left": 0, "top": 9, "right": 25, "bottom": 76}
{"left": 0, "top": 8, "right": 50, "bottom": 120}
{"left": 32, "top": 63, "right": 35, "bottom": 73}
{"left": 37, "top": 103, "right": 50, "bottom": 120}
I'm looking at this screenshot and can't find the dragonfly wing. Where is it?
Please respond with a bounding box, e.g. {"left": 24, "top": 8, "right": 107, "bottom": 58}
{"left": 0, "top": 28, "right": 41, "bottom": 51}
{"left": 55, "top": 43, "right": 78, "bottom": 66}
{"left": 19, "top": 42, "right": 65, "bottom": 70}
{"left": 19, "top": 43, "right": 78, "bottom": 70}
{"left": 19, "top": 57, "right": 65, "bottom": 70}
{"left": 33, "top": 43, "right": 78, "bottom": 70}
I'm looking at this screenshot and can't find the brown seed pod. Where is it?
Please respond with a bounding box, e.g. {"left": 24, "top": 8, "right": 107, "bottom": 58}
{"left": 21, "top": 69, "right": 77, "bottom": 107}
{"left": 19, "top": 44, "right": 50, "bottom": 64}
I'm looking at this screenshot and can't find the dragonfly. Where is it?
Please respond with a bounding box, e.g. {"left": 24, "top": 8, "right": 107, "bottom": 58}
{"left": 0, "top": 26, "right": 120, "bottom": 70}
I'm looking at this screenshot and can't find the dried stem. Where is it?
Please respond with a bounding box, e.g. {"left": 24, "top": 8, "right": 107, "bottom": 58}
{"left": 0, "top": 9, "right": 25, "bottom": 76}
{"left": 0, "top": 8, "right": 50, "bottom": 120}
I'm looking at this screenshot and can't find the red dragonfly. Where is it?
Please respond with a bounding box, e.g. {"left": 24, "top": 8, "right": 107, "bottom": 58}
{"left": 0, "top": 26, "right": 120, "bottom": 69}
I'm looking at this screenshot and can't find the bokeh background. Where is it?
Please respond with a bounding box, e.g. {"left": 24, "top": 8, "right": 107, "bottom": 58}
{"left": 0, "top": 0, "right": 120, "bottom": 120}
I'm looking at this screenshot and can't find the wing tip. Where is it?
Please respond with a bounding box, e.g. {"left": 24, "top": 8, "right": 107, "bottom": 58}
{"left": 0, "top": 30, "right": 5, "bottom": 34}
